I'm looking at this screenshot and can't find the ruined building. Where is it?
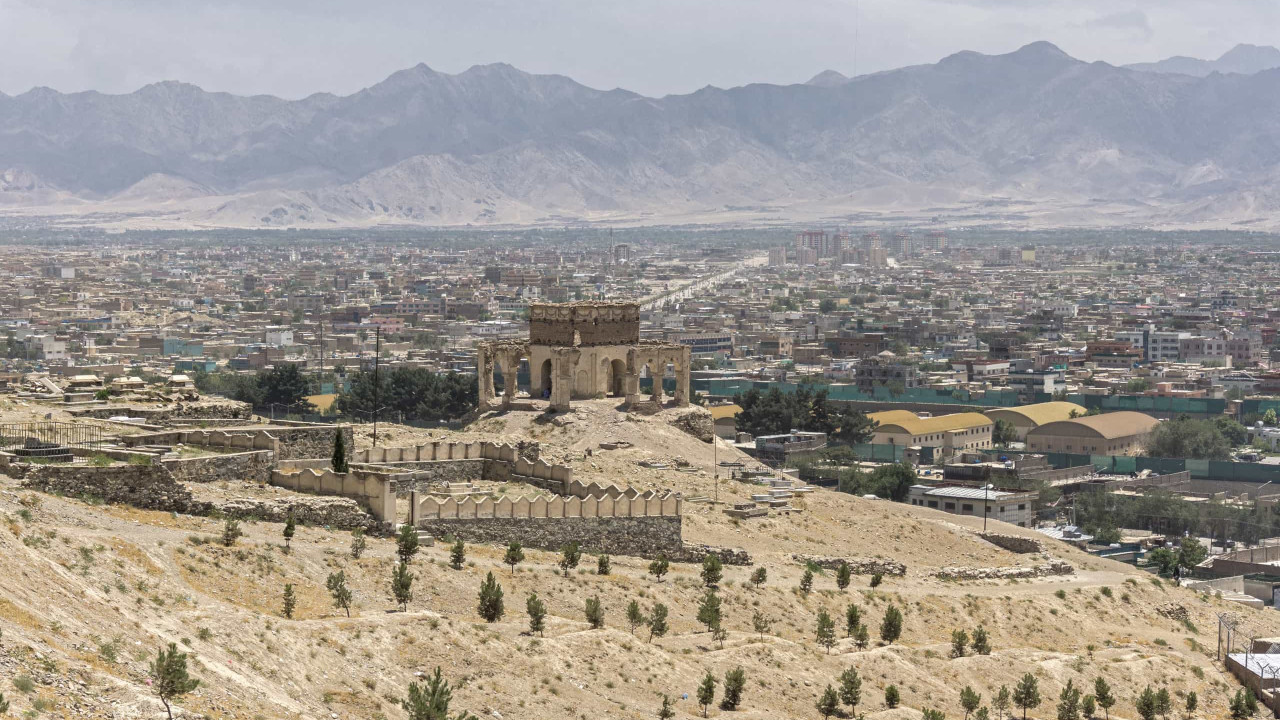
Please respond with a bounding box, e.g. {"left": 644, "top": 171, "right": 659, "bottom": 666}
{"left": 477, "top": 302, "right": 691, "bottom": 412}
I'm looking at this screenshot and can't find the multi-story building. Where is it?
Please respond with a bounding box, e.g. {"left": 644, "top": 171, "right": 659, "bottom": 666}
{"left": 907, "top": 485, "right": 1037, "bottom": 528}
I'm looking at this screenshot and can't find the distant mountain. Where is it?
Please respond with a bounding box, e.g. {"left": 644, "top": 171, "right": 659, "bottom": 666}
{"left": 805, "top": 70, "right": 850, "bottom": 87}
{"left": 1125, "top": 43, "right": 1280, "bottom": 77}
{"left": 9, "top": 42, "right": 1280, "bottom": 228}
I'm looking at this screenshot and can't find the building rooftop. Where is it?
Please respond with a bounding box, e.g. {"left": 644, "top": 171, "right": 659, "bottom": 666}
{"left": 870, "top": 410, "right": 993, "bottom": 435}
{"left": 1030, "top": 411, "right": 1161, "bottom": 440}
{"left": 986, "top": 401, "right": 1088, "bottom": 426}
{"left": 909, "top": 484, "right": 1031, "bottom": 500}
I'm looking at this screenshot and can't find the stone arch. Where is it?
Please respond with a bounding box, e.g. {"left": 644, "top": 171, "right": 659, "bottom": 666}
{"left": 539, "top": 358, "right": 553, "bottom": 399}
{"left": 575, "top": 368, "right": 591, "bottom": 397}
{"left": 608, "top": 358, "right": 627, "bottom": 397}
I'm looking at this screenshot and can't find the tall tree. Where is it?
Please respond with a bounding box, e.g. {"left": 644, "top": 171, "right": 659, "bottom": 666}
{"left": 477, "top": 572, "right": 505, "bottom": 622}
{"left": 881, "top": 604, "right": 903, "bottom": 643}
{"left": 838, "top": 667, "right": 861, "bottom": 712}
{"left": 1093, "top": 678, "right": 1114, "bottom": 720}
{"left": 817, "top": 685, "right": 840, "bottom": 719}
{"left": 326, "top": 571, "right": 352, "bottom": 617}
{"left": 961, "top": 687, "right": 982, "bottom": 720}
{"left": 150, "top": 643, "right": 200, "bottom": 720}
{"left": 331, "top": 429, "right": 348, "bottom": 473}
{"left": 697, "top": 671, "right": 717, "bottom": 717}
{"left": 1013, "top": 674, "right": 1041, "bottom": 720}
{"left": 816, "top": 609, "right": 837, "bottom": 654}
{"left": 392, "top": 561, "right": 414, "bottom": 612}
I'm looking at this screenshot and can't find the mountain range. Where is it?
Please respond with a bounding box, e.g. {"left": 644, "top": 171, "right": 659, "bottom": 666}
{"left": 6, "top": 41, "right": 1280, "bottom": 230}
{"left": 1123, "top": 43, "right": 1280, "bottom": 78}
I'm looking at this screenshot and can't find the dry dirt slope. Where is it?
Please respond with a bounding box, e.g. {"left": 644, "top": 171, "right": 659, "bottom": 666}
{"left": 0, "top": 402, "right": 1274, "bottom": 719}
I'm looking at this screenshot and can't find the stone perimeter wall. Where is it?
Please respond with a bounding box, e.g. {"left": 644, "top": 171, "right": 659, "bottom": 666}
{"left": 162, "top": 450, "right": 274, "bottom": 485}
{"left": 934, "top": 560, "right": 1074, "bottom": 581}
{"left": 978, "top": 533, "right": 1044, "bottom": 555}
{"left": 791, "top": 554, "right": 908, "bottom": 576}
{"left": 270, "top": 468, "right": 397, "bottom": 525}
{"left": 416, "top": 515, "right": 682, "bottom": 558}
{"left": 412, "top": 489, "right": 681, "bottom": 522}
{"left": 20, "top": 463, "right": 204, "bottom": 514}
{"left": 354, "top": 440, "right": 572, "bottom": 490}
{"left": 124, "top": 425, "right": 353, "bottom": 461}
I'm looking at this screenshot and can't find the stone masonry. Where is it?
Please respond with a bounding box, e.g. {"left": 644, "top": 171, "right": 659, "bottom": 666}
{"left": 791, "top": 554, "right": 908, "bottom": 576}
{"left": 20, "top": 463, "right": 205, "bottom": 514}
{"left": 416, "top": 515, "right": 683, "bottom": 558}
{"left": 162, "top": 450, "right": 274, "bottom": 485}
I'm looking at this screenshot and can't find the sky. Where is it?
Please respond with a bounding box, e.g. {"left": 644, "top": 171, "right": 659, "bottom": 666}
{"left": 1, "top": 0, "right": 1278, "bottom": 98}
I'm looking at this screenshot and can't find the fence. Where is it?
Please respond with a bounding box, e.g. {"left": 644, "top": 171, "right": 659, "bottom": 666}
{"left": 0, "top": 422, "right": 107, "bottom": 459}
{"left": 1044, "top": 452, "right": 1280, "bottom": 484}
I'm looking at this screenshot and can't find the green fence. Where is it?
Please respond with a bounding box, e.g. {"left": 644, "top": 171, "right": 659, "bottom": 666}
{"left": 1043, "top": 452, "right": 1280, "bottom": 483}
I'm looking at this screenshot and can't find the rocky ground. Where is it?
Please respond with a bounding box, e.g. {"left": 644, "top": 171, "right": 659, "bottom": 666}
{"left": 0, "top": 398, "right": 1271, "bottom": 719}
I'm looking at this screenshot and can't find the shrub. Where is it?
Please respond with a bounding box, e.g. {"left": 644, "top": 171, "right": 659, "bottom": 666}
{"left": 870, "top": 573, "right": 883, "bottom": 587}
{"left": 478, "top": 572, "right": 504, "bottom": 622}
{"left": 885, "top": 685, "right": 900, "bottom": 708}
{"left": 951, "top": 628, "right": 969, "bottom": 658}
{"left": 450, "top": 538, "right": 466, "bottom": 570}
{"left": 585, "top": 596, "right": 604, "bottom": 629}
{"left": 649, "top": 555, "right": 670, "bottom": 580}
{"left": 750, "top": 566, "right": 767, "bottom": 587}
{"left": 880, "top": 604, "right": 903, "bottom": 643}
{"left": 349, "top": 528, "right": 366, "bottom": 559}
{"left": 221, "top": 518, "right": 242, "bottom": 547}
{"left": 597, "top": 554, "right": 611, "bottom": 576}
{"left": 526, "top": 592, "right": 547, "bottom": 636}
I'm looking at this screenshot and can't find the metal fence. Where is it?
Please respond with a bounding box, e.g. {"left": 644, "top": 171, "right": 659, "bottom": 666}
{"left": 0, "top": 422, "right": 107, "bottom": 460}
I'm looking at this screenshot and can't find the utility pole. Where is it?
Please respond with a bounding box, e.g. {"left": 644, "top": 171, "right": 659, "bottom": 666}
{"left": 373, "top": 326, "right": 381, "bottom": 447}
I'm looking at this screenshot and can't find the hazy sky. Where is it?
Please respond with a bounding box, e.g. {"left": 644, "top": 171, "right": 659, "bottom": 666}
{"left": 1, "top": 0, "right": 1277, "bottom": 98}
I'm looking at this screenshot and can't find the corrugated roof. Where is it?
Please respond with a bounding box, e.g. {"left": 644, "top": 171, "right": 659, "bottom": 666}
{"left": 870, "top": 410, "right": 992, "bottom": 436}
{"left": 1028, "top": 411, "right": 1161, "bottom": 440}
{"left": 986, "top": 401, "right": 1088, "bottom": 427}
{"left": 910, "top": 484, "right": 1025, "bottom": 500}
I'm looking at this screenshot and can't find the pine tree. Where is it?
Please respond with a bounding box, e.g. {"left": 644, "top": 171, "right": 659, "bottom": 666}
{"left": 585, "top": 596, "right": 604, "bottom": 629}
{"left": 711, "top": 620, "right": 728, "bottom": 648}
{"left": 961, "top": 686, "right": 982, "bottom": 720}
{"left": 597, "top": 554, "right": 611, "bottom": 576}
{"left": 720, "top": 667, "right": 746, "bottom": 710}
{"left": 1154, "top": 689, "right": 1170, "bottom": 720}
{"left": 971, "top": 625, "right": 991, "bottom": 655}
{"left": 526, "top": 592, "right": 547, "bottom": 637}
{"left": 1013, "top": 673, "right": 1041, "bottom": 720}
{"left": 477, "top": 572, "right": 504, "bottom": 622}
{"left": 838, "top": 667, "right": 861, "bottom": 712}
{"left": 697, "top": 589, "right": 723, "bottom": 632}
{"left": 326, "top": 570, "right": 352, "bottom": 617}
{"left": 845, "top": 603, "right": 862, "bottom": 636}
{"left": 649, "top": 555, "right": 670, "bottom": 580}
{"left": 648, "top": 603, "right": 670, "bottom": 642}
{"left": 504, "top": 541, "right": 524, "bottom": 574}
{"left": 397, "top": 523, "right": 420, "bottom": 565}
{"left": 620, "top": 599, "right": 644, "bottom": 635}
{"left": 701, "top": 553, "right": 723, "bottom": 587}
{"left": 752, "top": 610, "right": 772, "bottom": 640}
{"left": 1083, "top": 695, "right": 1096, "bottom": 720}
{"left": 853, "top": 623, "right": 870, "bottom": 650}
{"left": 994, "top": 686, "right": 1012, "bottom": 720}
{"left": 150, "top": 642, "right": 200, "bottom": 720}
{"left": 1184, "top": 692, "right": 1197, "bottom": 720}
{"left": 1093, "top": 678, "right": 1114, "bottom": 720}
{"left": 923, "top": 711, "right": 946, "bottom": 720}
{"left": 1057, "top": 680, "right": 1081, "bottom": 720}
{"left": 816, "top": 608, "right": 837, "bottom": 654}
{"left": 976, "top": 708, "right": 992, "bottom": 720}
{"left": 222, "top": 517, "right": 242, "bottom": 547}
{"left": 885, "top": 685, "right": 901, "bottom": 708}
{"left": 750, "top": 566, "right": 767, "bottom": 588}
{"left": 951, "top": 628, "right": 970, "bottom": 658}
{"left": 559, "top": 542, "right": 581, "bottom": 576}
{"left": 283, "top": 515, "right": 296, "bottom": 551}
{"left": 818, "top": 685, "right": 840, "bottom": 719}
{"left": 836, "top": 561, "right": 851, "bottom": 591}
{"left": 880, "top": 604, "right": 903, "bottom": 643}
{"left": 282, "top": 583, "right": 296, "bottom": 619}
{"left": 392, "top": 561, "right": 414, "bottom": 612}
{"left": 697, "top": 671, "right": 717, "bottom": 717}
{"left": 658, "top": 694, "right": 676, "bottom": 720}
{"left": 1136, "top": 687, "right": 1157, "bottom": 720}
{"left": 331, "top": 428, "right": 348, "bottom": 473}
{"left": 799, "top": 569, "right": 814, "bottom": 596}
{"left": 402, "top": 666, "right": 478, "bottom": 720}
{"left": 450, "top": 538, "right": 466, "bottom": 570}
{"left": 350, "top": 527, "right": 366, "bottom": 559}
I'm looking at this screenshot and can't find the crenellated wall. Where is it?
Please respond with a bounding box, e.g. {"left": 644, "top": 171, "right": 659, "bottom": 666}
{"left": 123, "top": 425, "right": 353, "bottom": 460}
{"left": 353, "top": 440, "right": 572, "bottom": 491}
{"left": 411, "top": 489, "right": 681, "bottom": 522}
{"left": 269, "top": 467, "right": 397, "bottom": 525}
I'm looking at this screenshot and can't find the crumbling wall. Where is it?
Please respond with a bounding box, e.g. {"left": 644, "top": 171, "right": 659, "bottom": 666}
{"left": 979, "top": 533, "right": 1044, "bottom": 554}
{"left": 933, "top": 560, "right": 1074, "bottom": 581}
{"left": 269, "top": 468, "right": 397, "bottom": 524}
{"left": 790, "top": 554, "right": 908, "bottom": 576}
{"left": 162, "top": 450, "right": 273, "bottom": 485}
{"left": 216, "top": 497, "right": 375, "bottom": 530}
{"left": 415, "top": 515, "right": 682, "bottom": 558}
{"left": 20, "top": 463, "right": 205, "bottom": 514}
{"left": 528, "top": 302, "right": 640, "bottom": 346}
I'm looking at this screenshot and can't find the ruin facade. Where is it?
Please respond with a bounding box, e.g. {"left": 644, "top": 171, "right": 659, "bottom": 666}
{"left": 476, "top": 302, "right": 691, "bottom": 412}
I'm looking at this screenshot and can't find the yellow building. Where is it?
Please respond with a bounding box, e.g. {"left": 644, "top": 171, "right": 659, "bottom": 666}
{"left": 1024, "top": 411, "right": 1160, "bottom": 456}
{"left": 985, "top": 401, "right": 1088, "bottom": 441}
{"left": 869, "top": 410, "right": 993, "bottom": 452}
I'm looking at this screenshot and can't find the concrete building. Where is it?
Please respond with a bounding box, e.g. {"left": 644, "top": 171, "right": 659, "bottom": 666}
{"left": 854, "top": 356, "right": 920, "bottom": 393}
{"left": 907, "top": 485, "right": 1037, "bottom": 527}
{"left": 869, "top": 410, "right": 993, "bottom": 452}
{"left": 985, "top": 401, "right": 1089, "bottom": 441}
{"left": 1024, "top": 411, "right": 1161, "bottom": 455}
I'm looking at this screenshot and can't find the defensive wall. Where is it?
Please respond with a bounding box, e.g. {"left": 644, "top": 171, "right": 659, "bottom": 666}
{"left": 353, "top": 440, "right": 573, "bottom": 493}
{"left": 122, "top": 425, "right": 353, "bottom": 461}
{"left": 162, "top": 449, "right": 274, "bottom": 485}
{"left": 269, "top": 467, "right": 398, "bottom": 526}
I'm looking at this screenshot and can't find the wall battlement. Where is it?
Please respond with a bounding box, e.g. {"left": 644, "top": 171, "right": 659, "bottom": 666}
{"left": 411, "top": 489, "right": 681, "bottom": 522}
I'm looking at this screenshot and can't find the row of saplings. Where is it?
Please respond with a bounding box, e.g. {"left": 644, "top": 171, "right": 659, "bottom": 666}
{"left": 246, "top": 521, "right": 1262, "bottom": 720}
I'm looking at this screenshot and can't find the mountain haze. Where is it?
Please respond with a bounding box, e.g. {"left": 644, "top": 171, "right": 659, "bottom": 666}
{"left": 1124, "top": 43, "right": 1280, "bottom": 77}
{"left": 6, "top": 42, "right": 1280, "bottom": 228}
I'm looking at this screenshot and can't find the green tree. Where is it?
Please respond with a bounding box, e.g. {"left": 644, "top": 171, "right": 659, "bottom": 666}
{"left": 701, "top": 553, "right": 723, "bottom": 587}
{"left": 1178, "top": 536, "right": 1207, "bottom": 570}
{"left": 752, "top": 610, "right": 773, "bottom": 640}
{"left": 626, "top": 599, "right": 646, "bottom": 634}
{"left": 326, "top": 571, "right": 352, "bottom": 617}
{"left": 150, "top": 643, "right": 200, "bottom": 720}
{"left": 331, "top": 429, "right": 348, "bottom": 472}
{"left": 597, "top": 554, "right": 611, "bottom": 576}
{"left": 560, "top": 542, "right": 581, "bottom": 577}
{"left": 1093, "top": 678, "right": 1114, "bottom": 720}
{"left": 258, "top": 363, "right": 314, "bottom": 409}
{"left": 337, "top": 367, "right": 478, "bottom": 423}
{"left": 1013, "top": 674, "right": 1041, "bottom": 720}
{"left": 402, "top": 667, "right": 478, "bottom": 720}
{"left": 477, "top": 572, "right": 504, "bottom": 622}
{"left": 1184, "top": 692, "right": 1197, "bottom": 720}
{"left": 397, "top": 523, "right": 421, "bottom": 564}
{"left": 750, "top": 566, "right": 766, "bottom": 588}
{"left": 854, "top": 623, "right": 870, "bottom": 650}
{"left": 961, "top": 687, "right": 982, "bottom": 720}
{"left": 450, "top": 538, "right": 466, "bottom": 570}
{"left": 1058, "top": 679, "right": 1081, "bottom": 720}
{"left": 971, "top": 625, "right": 991, "bottom": 655}
{"left": 282, "top": 583, "right": 296, "bottom": 619}
{"left": 585, "top": 596, "right": 605, "bottom": 629}
{"left": 951, "top": 628, "right": 969, "bottom": 658}
{"left": 994, "top": 686, "right": 1012, "bottom": 720}
{"left": 350, "top": 527, "right": 366, "bottom": 559}
{"left": 1154, "top": 689, "right": 1170, "bottom": 720}
{"left": 526, "top": 592, "right": 547, "bottom": 637}
{"left": 648, "top": 603, "right": 670, "bottom": 642}
{"left": 1136, "top": 687, "right": 1157, "bottom": 720}
{"left": 1145, "top": 417, "right": 1234, "bottom": 460}
{"left": 832, "top": 406, "right": 878, "bottom": 444}
{"left": 845, "top": 603, "right": 862, "bottom": 636}
{"left": 697, "top": 589, "right": 723, "bottom": 632}
{"left": 923, "top": 711, "right": 946, "bottom": 720}
{"left": 392, "top": 561, "right": 414, "bottom": 612}
{"left": 697, "top": 671, "right": 717, "bottom": 717}
{"left": 799, "top": 569, "right": 814, "bottom": 596}
{"left": 1147, "top": 547, "right": 1179, "bottom": 575}
{"left": 993, "top": 418, "right": 1018, "bottom": 446}
{"left": 283, "top": 515, "right": 296, "bottom": 551}
{"left": 504, "top": 541, "right": 524, "bottom": 574}
{"left": 659, "top": 694, "right": 676, "bottom": 720}
{"left": 838, "top": 667, "right": 861, "bottom": 712}
{"left": 720, "top": 667, "right": 746, "bottom": 710}
{"left": 1083, "top": 695, "right": 1096, "bottom": 720}
{"left": 816, "top": 609, "right": 837, "bottom": 654}
{"left": 836, "top": 561, "right": 851, "bottom": 591}
{"left": 881, "top": 604, "right": 903, "bottom": 643}
{"left": 222, "top": 518, "right": 242, "bottom": 547}
{"left": 649, "top": 555, "right": 670, "bottom": 581}
{"left": 817, "top": 685, "right": 840, "bottom": 719}
{"left": 0, "top": 691, "right": 7, "bottom": 714}
{"left": 885, "top": 685, "right": 900, "bottom": 708}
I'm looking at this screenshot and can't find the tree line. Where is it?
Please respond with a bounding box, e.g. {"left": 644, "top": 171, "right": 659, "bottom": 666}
{"left": 733, "top": 385, "right": 877, "bottom": 443}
